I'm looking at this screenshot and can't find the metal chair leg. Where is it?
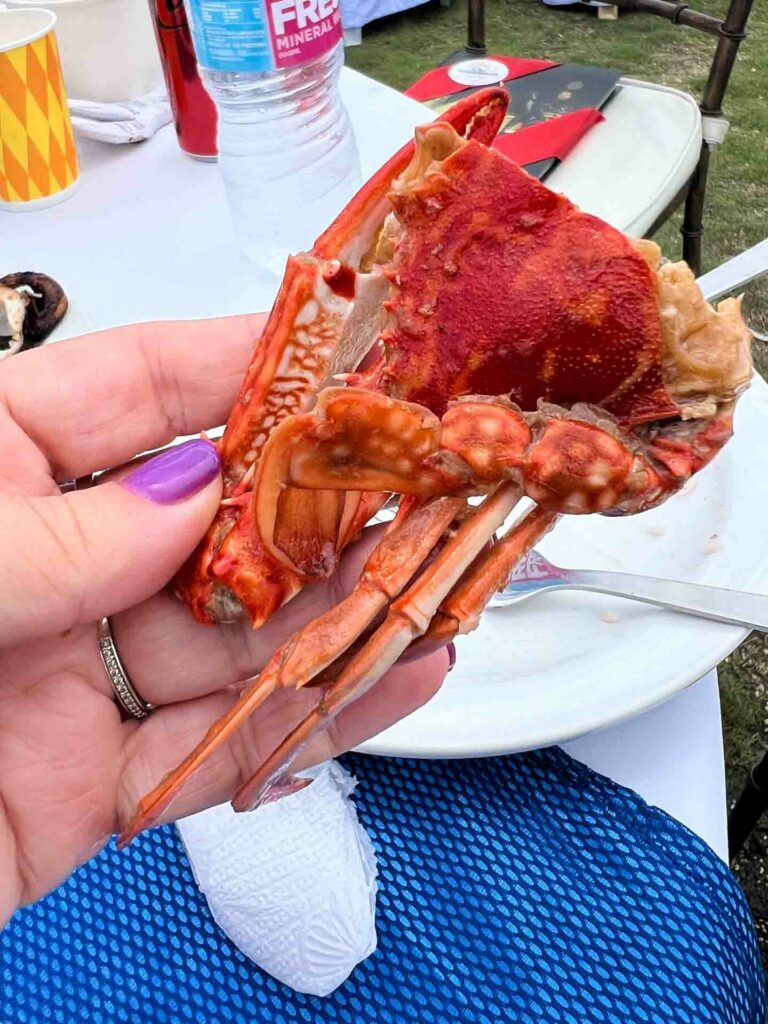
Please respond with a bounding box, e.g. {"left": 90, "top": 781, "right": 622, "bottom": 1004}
{"left": 728, "top": 749, "right": 768, "bottom": 860}
{"left": 683, "top": 0, "right": 754, "bottom": 274}
{"left": 466, "top": 0, "right": 486, "bottom": 54}
{"left": 681, "top": 142, "right": 710, "bottom": 276}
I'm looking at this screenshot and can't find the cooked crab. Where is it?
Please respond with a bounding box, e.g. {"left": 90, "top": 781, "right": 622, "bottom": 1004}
{"left": 119, "top": 88, "right": 751, "bottom": 845}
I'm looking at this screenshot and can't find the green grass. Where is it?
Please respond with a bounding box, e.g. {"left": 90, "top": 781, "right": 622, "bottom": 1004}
{"left": 346, "top": 0, "right": 768, "bottom": 963}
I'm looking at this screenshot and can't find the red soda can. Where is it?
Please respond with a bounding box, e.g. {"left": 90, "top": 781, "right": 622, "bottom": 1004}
{"left": 149, "top": 0, "right": 218, "bottom": 159}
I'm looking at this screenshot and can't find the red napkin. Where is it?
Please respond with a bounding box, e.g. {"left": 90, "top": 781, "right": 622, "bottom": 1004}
{"left": 405, "top": 56, "right": 558, "bottom": 102}
{"left": 492, "top": 108, "right": 605, "bottom": 166}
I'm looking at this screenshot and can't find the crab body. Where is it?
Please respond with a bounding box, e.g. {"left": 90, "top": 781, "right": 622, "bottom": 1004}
{"left": 120, "top": 88, "right": 751, "bottom": 844}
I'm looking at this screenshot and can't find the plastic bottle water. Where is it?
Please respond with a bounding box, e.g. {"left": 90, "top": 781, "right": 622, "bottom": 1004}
{"left": 184, "top": 0, "right": 361, "bottom": 274}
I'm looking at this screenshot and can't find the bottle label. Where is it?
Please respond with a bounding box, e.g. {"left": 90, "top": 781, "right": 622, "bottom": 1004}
{"left": 185, "top": 0, "right": 341, "bottom": 72}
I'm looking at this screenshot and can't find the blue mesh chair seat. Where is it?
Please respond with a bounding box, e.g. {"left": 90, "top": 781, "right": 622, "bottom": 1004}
{"left": 1, "top": 748, "right": 764, "bottom": 1023}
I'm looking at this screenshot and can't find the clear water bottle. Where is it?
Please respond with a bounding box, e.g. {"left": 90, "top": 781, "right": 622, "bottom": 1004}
{"left": 184, "top": 0, "right": 361, "bottom": 274}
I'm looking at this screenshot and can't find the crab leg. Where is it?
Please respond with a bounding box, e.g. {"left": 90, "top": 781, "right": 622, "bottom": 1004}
{"left": 231, "top": 482, "right": 522, "bottom": 812}
{"left": 252, "top": 389, "right": 531, "bottom": 573}
{"left": 118, "top": 496, "right": 466, "bottom": 846}
{"left": 406, "top": 504, "right": 561, "bottom": 660}
{"left": 251, "top": 385, "right": 677, "bottom": 579}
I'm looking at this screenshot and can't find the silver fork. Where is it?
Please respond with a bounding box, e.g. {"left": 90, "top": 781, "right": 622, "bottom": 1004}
{"left": 488, "top": 549, "right": 768, "bottom": 631}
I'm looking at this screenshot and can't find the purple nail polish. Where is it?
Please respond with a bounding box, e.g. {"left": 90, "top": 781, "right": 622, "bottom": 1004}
{"left": 446, "top": 641, "right": 457, "bottom": 673}
{"left": 122, "top": 439, "right": 220, "bottom": 505}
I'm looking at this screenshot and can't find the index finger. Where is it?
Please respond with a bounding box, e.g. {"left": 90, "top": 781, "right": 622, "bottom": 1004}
{"left": 116, "top": 652, "right": 448, "bottom": 833}
{"left": 0, "top": 313, "right": 266, "bottom": 480}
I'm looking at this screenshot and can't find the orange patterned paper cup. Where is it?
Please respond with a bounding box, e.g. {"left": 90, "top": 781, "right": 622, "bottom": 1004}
{"left": 0, "top": 8, "right": 79, "bottom": 209}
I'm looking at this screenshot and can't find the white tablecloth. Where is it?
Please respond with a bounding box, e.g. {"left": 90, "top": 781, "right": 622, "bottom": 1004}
{"left": 2, "top": 68, "right": 701, "bottom": 328}
{"left": 1, "top": 67, "right": 726, "bottom": 858}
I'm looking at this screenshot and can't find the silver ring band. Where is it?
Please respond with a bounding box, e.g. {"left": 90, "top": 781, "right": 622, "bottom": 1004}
{"left": 97, "top": 617, "right": 155, "bottom": 720}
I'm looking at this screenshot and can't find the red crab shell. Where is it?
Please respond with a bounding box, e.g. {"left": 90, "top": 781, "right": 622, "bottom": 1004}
{"left": 176, "top": 87, "right": 750, "bottom": 629}
{"left": 377, "top": 138, "right": 679, "bottom": 425}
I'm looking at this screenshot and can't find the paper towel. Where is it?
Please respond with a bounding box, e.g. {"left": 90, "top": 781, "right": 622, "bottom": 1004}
{"left": 176, "top": 760, "right": 378, "bottom": 996}
{"left": 68, "top": 89, "right": 172, "bottom": 145}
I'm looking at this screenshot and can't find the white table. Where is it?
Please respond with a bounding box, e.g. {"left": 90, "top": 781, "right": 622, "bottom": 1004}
{"left": 2, "top": 67, "right": 726, "bottom": 859}
{"left": 3, "top": 68, "right": 701, "bottom": 328}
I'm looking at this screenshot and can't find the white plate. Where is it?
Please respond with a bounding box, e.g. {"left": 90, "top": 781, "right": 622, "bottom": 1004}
{"left": 357, "top": 375, "right": 768, "bottom": 759}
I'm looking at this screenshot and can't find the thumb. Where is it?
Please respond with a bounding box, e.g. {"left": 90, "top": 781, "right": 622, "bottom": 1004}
{"left": 0, "top": 439, "right": 221, "bottom": 646}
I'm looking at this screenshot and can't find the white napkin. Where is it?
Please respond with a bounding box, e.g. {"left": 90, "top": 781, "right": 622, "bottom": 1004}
{"left": 176, "top": 760, "right": 378, "bottom": 996}
{"left": 68, "top": 88, "right": 172, "bottom": 144}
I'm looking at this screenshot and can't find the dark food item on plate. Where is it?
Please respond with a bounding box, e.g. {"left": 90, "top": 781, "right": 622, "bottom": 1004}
{"left": 0, "top": 272, "right": 68, "bottom": 359}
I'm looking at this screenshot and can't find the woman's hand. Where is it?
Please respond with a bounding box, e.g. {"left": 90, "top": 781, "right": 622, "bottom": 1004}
{"left": 0, "top": 316, "right": 448, "bottom": 926}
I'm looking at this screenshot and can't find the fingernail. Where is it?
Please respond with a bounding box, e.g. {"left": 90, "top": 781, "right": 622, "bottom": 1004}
{"left": 255, "top": 774, "right": 313, "bottom": 809}
{"left": 122, "top": 439, "right": 220, "bottom": 505}
{"left": 446, "top": 642, "right": 457, "bottom": 673}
